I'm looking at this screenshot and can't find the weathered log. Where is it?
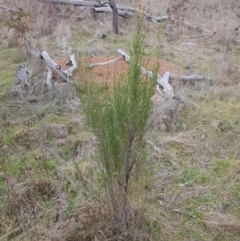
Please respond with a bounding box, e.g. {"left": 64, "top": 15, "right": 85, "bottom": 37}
{"left": 38, "top": 0, "right": 108, "bottom": 7}
{"left": 38, "top": 0, "right": 151, "bottom": 20}
{"left": 117, "top": 49, "right": 174, "bottom": 98}
{"left": 155, "top": 16, "right": 169, "bottom": 22}
{"left": 90, "top": 49, "right": 209, "bottom": 89}
{"left": 37, "top": 0, "right": 213, "bottom": 32}
{"left": 115, "top": 5, "right": 136, "bottom": 12}
{"left": 169, "top": 73, "right": 210, "bottom": 81}
{"left": 37, "top": 0, "right": 140, "bottom": 13}
{"left": 40, "top": 51, "right": 77, "bottom": 85}
{"left": 64, "top": 53, "right": 78, "bottom": 76}
{"left": 93, "top": 7, "right": 130, "bottom": 18}
{"left": 115, "top": 4, "right": 152, "bottom": 20}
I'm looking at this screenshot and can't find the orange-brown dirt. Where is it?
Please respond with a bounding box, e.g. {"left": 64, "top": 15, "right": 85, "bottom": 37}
{"left": 55, "top": 55, "right": 185, "bottom": 87}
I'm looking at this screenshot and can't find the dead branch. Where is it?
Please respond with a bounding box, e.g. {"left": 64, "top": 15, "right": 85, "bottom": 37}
{"left": 40, "top": 51, "right": 78, "bottom": 86}
{"left": 37, "top": 0, "right": 214, "bottom": 33}
{"left": 169, "top": 73, "right": 210, "bottom": 81}
{"left": 38, "top": 0, "right": 108, "bottom": 8}
{"left": 117, "top": 49, "right": 174, "bottom": 98}
{"left": 155, "top": 16, "right": 169, "bottom": 22}
{"left": 88, "top": 56, "right": 123, "bottom": 68}
{"left": 92, "top": 7, "right": 130, "bottom": 18}
{"left": 38, "top": 0, "right": 151, "bottom": 20}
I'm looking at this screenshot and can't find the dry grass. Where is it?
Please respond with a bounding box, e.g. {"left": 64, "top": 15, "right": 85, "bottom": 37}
{"left": 1, "top": 0, "right": 240, "bottom": 240}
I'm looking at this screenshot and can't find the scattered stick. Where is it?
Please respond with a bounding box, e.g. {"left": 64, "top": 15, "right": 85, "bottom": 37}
{"left": 88, "top": 56, "right": 123, "bottom": 68}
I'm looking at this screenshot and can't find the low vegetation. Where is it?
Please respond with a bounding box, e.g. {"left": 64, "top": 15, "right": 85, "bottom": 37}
{"left": 0, "top": 0, "right": 240, "bottom": 240}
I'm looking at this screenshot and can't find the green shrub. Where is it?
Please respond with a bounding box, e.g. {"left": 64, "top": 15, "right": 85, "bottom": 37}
{"left": 78, "top": 17, "right": 157, "bottom": 238}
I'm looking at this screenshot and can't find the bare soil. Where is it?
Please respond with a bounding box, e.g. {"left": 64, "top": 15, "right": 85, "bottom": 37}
{"left": 77, "top": 55, "right": 185, "bottom": 86}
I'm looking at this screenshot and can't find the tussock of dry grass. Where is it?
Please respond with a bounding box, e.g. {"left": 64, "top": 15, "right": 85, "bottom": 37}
{"left": 204, "top": 212, "right": 240, "bottom": 231}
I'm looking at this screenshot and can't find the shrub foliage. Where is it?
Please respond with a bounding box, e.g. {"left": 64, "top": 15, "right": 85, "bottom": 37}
{"left": 79, "top": 18, "right": 156, "bottom": 237}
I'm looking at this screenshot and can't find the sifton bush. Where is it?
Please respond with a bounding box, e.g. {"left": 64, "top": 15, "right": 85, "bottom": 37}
{"left": 78, "top": 17, "right": 158, "bottom": 240}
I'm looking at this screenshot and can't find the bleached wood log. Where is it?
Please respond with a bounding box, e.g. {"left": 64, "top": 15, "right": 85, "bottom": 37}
{"left": 93, "top": 7, "right": 131, "bottom": 18}
{"left": 169, "top": 73, "right": 210, "bottom": 81}
{"left": 88, "top": 56, "right": 123, "bottom": 68}
{"left": 38, "top": 0, "right": 213, "bottom": 32}
{"left": 63, "top": 54, "right": 78, "bottom": 76}
{"left": 40, "top": 51, "right": 77, "bottom": 84}
{"left": 117, "top": 49, "right": 174, "bottom": 98}
{"left": 115, "top": 5, "right": 152, "bottom": 20}
{"left": 38, "top": 0, "right": 151, "bottom": 19}
{"left": 38, "top": 0, "right": 108, "bottom": 7}
{"left": 115, "top": 5, "right": 136, "bottom": 12}
{"left": 117, "top": 49, "right": 130, "bottom": 62}
{"left": 158, "top": 72, "right": 174, "bottom": 98}
{"left": 155, "top": 16, "right": 169, "bottom": 22}
{"left": 38, "top": 0, "right": 145, "bottom": 15}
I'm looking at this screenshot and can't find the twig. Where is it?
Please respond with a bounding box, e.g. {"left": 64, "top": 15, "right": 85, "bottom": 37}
{"left": 88, "top": 56, "right": 123, "bottom": 68}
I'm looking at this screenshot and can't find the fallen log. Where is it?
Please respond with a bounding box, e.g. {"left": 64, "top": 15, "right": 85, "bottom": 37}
{"left": 170, "top": 73, "right": 210, "bottom": 81}
{"left": 38, "top": 0, "right": 151, "bottom": 20}
{"left": 38, "top": 0, "right": 108, "bottom": 7}
{"left": 155, "top": 16, "right": 169, "bottom": 22}
{"left": 37, "top": 0, "right": 214, "bottom": 33}
{"left": 40, "top": 51, "right": 78, "bottom": 86}
{"left": 91, "top": 50, "right": 210, "bottom": 97}
{"left": 92, "top": 7, "right": 131, "bottom": 18}
{"left": 117, "top": 49, "right": 174, "bottom": 98}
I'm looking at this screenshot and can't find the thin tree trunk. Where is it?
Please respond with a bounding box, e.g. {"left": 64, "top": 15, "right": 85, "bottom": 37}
{"left": 109, "top": 0, "right": 118, "bottom": 34}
